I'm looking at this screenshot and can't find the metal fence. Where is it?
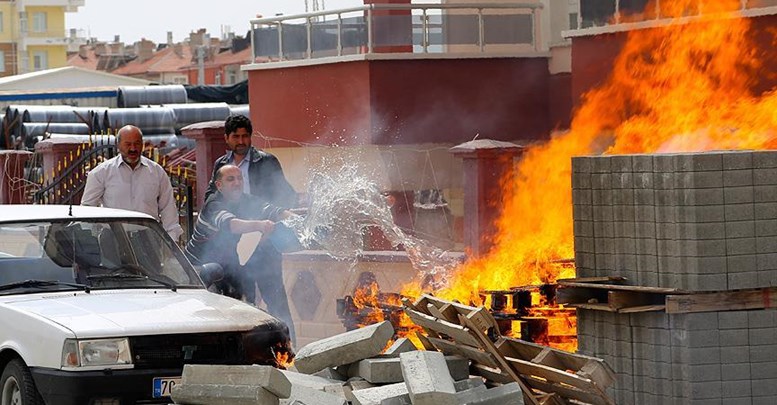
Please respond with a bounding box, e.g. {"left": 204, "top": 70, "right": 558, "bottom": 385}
{"left": 576, "top": 0, "right": 777, "bottom": 29}
{"left": 250, "top": 2, "right": 545, "bottom": 63}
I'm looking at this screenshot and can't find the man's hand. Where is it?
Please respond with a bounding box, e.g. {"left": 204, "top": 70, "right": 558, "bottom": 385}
{"left": 254, "top": 220, "right": 275, "bottom": 234}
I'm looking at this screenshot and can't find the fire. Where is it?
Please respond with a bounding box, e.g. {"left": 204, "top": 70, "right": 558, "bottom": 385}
{"left": 404, "top": 0, "right": 777, "bottom": 303}
{"left": 273, "top": 345, "right": 294, "bottom": 369}
{"left": 351, "top": 281, "right": 426, "bottom": 348}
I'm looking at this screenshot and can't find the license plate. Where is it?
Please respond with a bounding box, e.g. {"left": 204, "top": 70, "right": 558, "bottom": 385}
{"left": 152, "top": 376, "right": 181, "bottom": 398}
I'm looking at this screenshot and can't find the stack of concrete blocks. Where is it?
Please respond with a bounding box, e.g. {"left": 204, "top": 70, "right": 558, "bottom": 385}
{"left": 572, "top": 151, "right": 777, "bottom": 404}
{"left": 171, "top": 321, "right": 525, "bottom": 404}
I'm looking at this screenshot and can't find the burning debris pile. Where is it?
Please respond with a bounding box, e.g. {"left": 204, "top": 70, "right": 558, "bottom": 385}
{"left": 170, "top": 295, "right": 614, "bottom": 405}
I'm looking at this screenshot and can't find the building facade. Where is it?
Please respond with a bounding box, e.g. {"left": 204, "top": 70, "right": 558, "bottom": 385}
{"left": 0, "top": 0, "right": 82, "bottom": 77}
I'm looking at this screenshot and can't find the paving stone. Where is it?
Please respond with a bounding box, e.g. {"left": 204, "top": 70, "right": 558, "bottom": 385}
{"left": 280, "top": 384, "right": 348, "bottom": 405}
{"left": 454, "top": 377, "right": 486, "bottom": 392}
{"left": 181, "top": 364, "right": 291, "bottom": 398}
{"left": 455, "top": 382, "right": 524, "bottom": 405}
{"left": 350, "top": 382, "right": 408, "bottom": 405}
{"left": 281, "top": 370, "right": 345, "bottom": 391}
{"left": 400, "top": 351, "right": 457, "bottom": 405}
{"left": 294, "top": 321, "right": 394, "bottom": 374}
{"left": 381, "top": 338, "right": 417, "bottom": 357}
{"left": 171, "top": 383, "right": 280, "bottom": 405}
{"left": 380, "top": 394, "right": 412, "bottom": 405}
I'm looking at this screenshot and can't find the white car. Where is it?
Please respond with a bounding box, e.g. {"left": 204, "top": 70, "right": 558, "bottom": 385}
{"left": 0, "top": 205, "right": 293, "bottom": 405}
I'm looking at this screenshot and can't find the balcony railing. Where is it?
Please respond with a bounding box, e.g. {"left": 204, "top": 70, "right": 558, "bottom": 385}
{"left": 576, "top": 0, "right": 777, "bottom": 29}
{"left": 249, "top": 3, "right": 544, "bottom": 65}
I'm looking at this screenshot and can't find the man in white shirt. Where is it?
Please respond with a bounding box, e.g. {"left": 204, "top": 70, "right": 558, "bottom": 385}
{"left": 82, "top": 125, "right": 184, "bottom": 241}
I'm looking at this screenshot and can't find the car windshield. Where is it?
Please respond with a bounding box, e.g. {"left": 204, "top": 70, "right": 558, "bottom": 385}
{"left": 0, "top": 218, "right": 203, "bottom": 294}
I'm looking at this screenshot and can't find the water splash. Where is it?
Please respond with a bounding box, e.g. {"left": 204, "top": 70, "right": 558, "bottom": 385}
{"left": 283, "top": 152, "right": 460, "bottom": 288}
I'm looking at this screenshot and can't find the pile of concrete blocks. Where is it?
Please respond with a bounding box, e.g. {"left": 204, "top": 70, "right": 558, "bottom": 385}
{"left": 572, "top": 151, "right": 777, "bottom": 404}
{"left": 171, "top": 320, "right": 525, "bottom": 404}
{"left": 573, "top": 150, "right": 777, "bottom": 290}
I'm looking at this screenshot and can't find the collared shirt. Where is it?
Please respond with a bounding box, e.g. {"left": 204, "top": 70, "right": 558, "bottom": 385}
{"left": 226, "top": 152, "right": 251, "bottom": 195}
{"left": 82, "top": 155, "right": 184, "bottom": 240}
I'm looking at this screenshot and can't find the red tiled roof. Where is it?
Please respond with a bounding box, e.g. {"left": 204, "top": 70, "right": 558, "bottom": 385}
{"left": 180, "top": 47, "right": 253, "bottom": 71}
{"left": 112, "top": 46, "right": 193, "bottom": 76}
{"left": 67, "top": 48, "right": 100, "bottom": 70}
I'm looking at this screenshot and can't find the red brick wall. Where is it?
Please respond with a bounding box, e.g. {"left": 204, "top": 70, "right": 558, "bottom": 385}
{"left": 247, "top": 57, "right": 553, "bottom": 147}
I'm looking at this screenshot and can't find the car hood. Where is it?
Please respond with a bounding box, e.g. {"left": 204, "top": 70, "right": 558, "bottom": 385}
{"left": 0, "top": 289, "right": 280, "bottom": 338}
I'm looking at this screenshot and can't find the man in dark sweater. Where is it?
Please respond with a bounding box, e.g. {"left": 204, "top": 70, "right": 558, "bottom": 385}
{"left": 186, "top": 165, "right": 296, "bottom": 341}
{"left": 203, "top": 115, "right": 298, "bottom": 341}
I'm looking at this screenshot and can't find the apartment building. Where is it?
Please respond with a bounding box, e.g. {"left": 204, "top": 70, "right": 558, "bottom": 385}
{"left": 0, "top": 0, "right": 83, "bottom": 77}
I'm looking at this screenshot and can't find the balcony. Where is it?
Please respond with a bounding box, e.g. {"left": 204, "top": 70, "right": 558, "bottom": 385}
{"left": 18, "top": 30, "right": 68, "bottom": 48}
{"left": 247, "top": 2, "right": 546, "bottom": 69}
{"left": 568, "top": 0, "right": 777, "bottom": 36}
{"left": 16, "top": 0, "right": 85, "bottom": 12}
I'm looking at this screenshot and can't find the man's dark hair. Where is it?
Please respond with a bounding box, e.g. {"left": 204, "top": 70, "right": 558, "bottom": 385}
{"left": 225, "top": 114, "right": 252, "bottom": 135}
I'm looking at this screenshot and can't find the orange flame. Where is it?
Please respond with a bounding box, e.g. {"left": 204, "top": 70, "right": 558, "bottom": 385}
{"left": 404, "top": 0, "right": 777, "bottom": 303}
{"left": 274, "top": 346, "right": 294, "bottom": 369}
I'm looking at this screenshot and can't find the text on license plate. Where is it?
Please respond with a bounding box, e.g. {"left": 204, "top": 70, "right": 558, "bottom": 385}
{"left": 152, "top": 376, "right": 181, "bottom": 398}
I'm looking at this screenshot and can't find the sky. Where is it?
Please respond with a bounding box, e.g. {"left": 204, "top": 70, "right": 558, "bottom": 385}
{"left": 66, "top": 0, "right": 363, "bottom": 44}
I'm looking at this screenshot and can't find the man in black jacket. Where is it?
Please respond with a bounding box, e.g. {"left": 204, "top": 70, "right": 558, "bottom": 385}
{"left": 205, "top": 115, "right": 297, "bottom": 342}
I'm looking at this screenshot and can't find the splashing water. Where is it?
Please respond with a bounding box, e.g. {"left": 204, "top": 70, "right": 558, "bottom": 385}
{"left": 283, "top": 153, "right": 460, "bottom": 288}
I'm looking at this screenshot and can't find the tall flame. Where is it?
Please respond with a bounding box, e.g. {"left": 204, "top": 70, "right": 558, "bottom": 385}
{"left": 406, "top": 0, "right": 777, "bottom": 304}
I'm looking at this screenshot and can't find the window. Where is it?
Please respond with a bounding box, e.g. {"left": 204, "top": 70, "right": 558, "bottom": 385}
{"left": 0, "top": 12, "right": 4, "bottom": 33}
{"left": 32, "top": 12, "right": 46, "bottom": 33}
{"left": 33, "top": 51, "right": 47, "bottom": 70}
{"left": 0, "top": 52, "right": 5, "bottom": 73}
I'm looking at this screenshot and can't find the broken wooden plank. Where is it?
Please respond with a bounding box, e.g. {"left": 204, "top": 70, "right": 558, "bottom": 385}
{"left": 527, "top": 377, "right": 611, "bottom": 405}
{"left": 666, "top": 287, "right": 777, "bottom": 313}
{"left": 608, "top": 290, "right": 666, "bottom": 310}
{"left": 470, "top": 363, "right": 513, "bottom": 385}
{"left": 427, "top": 337, "right": 500, "bottom": 369}
{"left": 558, "top": 281, "right": 684, "bottom": 293}
{"left": 403, "top": 307, "right": 481, "bottom": 347}
{"left": 557, "top": 276, "right": 626, "bottom": 285}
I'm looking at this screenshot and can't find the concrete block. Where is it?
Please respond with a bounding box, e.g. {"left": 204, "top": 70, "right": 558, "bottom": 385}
{"left": 752, "top": 379, "right": 777, "bottom": 396}
{"left": 754, "top": 187, "right": 777, "bottom": 204}
{"left": 592, "top": 156, "right": 612, "bottom": 173}
{"left": 750, "top": 345, "right": 777, "bottom": 363}
{"left": 757, "top": 236, "right": 777, "bottom": 254}
{"left": 381, "top": 338, "right": 417, "bottom": 357}
{"left": 171, "top": 383, "right": 280, "bottom": 405}
{"left": 454, "top": 378, "right": 486, "bottom": 392}
{"left": 723, "top": 169, "right": 753, "bottom": 187}
{"left": 294, "top": 321, "right": 394, "bottom": 374}
{"left": 754, "top": 168, "right": 777, "bottom": 185}
{"left": 572, "top": 173, "right": 592, "bottom": 190}
{"left": 281, "top": 370, "right": 346, "bottom": 391}
{"left": 348, "top": 379, "right": 377, "bottom": 391}
{"left": 610, "top": 155, "right": 633, "bottom": 172}
{"left": 314, "top": 367, "right": 348, "bottom": 381}
{"left": 592, "top": 221, "right": 614, "bottom": 237}
{"left": 181, "top": 365, "right": 291, "bottom": 398}
{"left": 719, "top": 330, "right": 750, "bottom": 347}
{"left": 727, "top": 255, "right": 757, "bottom": 273}
{"left": 729, "top": 238, "right": 758, "bottom": 256}
{"left": 636, "top": 204, "right": 657, "bottom": 222}
{"left": 653, "top": 172, "right": 675, "bottom": 191}
{"left": 280, "top": 385, "right": 348, "bottom": 405}
{"left": 455, "top": 382, "right": 524, "bottom": 405}
{"left": 613, "top": 204, "right": 636, "bottom": 222}
{"left": 754, "top": 396, "right": 777, "bottom": 405}
{"left": 753, "top": 151, "right": 777, "bottom": 169}
{"left": 351, "top": 355, "right": 468, "bottom": 384}
{"left": 751, "top": 361, "right": 777, "bottom": 379}
{"left": 380, "top": 394, "right": 412, "bottom": 405}
{"left": 725, "top": 186, "right": 755, "bottom": 204}
{"left": 572, "top": 204, "right": 593, "bottom": 221}
{"left": 591, "top": 173, "right": 612, "bottom": 190}
{"left": 718, "top": 312, "right": 748, "bottom": 329}
{"left": 687, "top": 347, "right": 722, "bottom": 365}
{"left": 727, "top": 221, "right": 756, "bottom": 238}
{"left": 757, "top": 270, "right": 777, "bottom": 287}
{"left": 592, "top": 189, "right": 613, "bottom": 205}
{"left": 757, "top": 253, "right": 777, "bottom": 271}
{"left": 350, "top": 382, "right": 408, "bottom": 405}
{"left": 723, "top": 151, "right": 753, "bottom": 170}
{"left": 756, "top": 219, "right": 777, "bottom": 237}
{"left": 747, "top": 310, "right": 777, "bottom": 328}
{"left": 571, "top": 157, "right": 593, "bottom": 173}
{"left": 678, "top": 240, "right": 727, "bottom": 257}
{"left": 632, "top": 155, "right": 653, "bottom": 172}
{"left": 677, "top": 205, "right": 726, "bottom": 223}
{"left": 726, "top": 203, "right": 756, "bottom": 221}
{"left": 612, "top": 172, "right": 634, "bottom": 189}
{"left": 673, "top": 153, "right": 723, "bottom": 172}
{"left": 728, "top": 272, "right": 760, "bottom": 290}
{"left": 722, "top": 363, "right": 752, "bottom": 381}
{"left": 573, "top": 220, "right": 594, "bottom": 237}
{"left": 655, "top": 189, "right": 678, "bottom": 206}
{"left": 689, "top": 364, "right": 722, "bottom": 382}
{"left": 677, "top": 222, "right": 726, "bottom": 240}
{"left": 675, "top": 171, "right": 723, "bottom": 189}
{"left": 400, "top": 351, "right": 457, "bottom": 405}
{"left": 634, "top": 172, "right": 654, "bottom": 190}
{"left": 690, "top": 381, "right": 722, "bottom": 399}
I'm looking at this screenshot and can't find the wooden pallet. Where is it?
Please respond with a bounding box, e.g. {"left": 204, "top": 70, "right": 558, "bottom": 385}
{"left": 557, "top": 278, "right": 685, "bottom": 313}
{"left": 402, "top": 294, "right": 616, "bottom": 405}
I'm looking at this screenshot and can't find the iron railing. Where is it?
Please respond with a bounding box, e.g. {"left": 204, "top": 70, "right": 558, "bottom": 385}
{"left": 576, "top": 0, "right": 777, "bottom": 29}
{"left": 250, "top": 3, "right": 545, "bottom": 64}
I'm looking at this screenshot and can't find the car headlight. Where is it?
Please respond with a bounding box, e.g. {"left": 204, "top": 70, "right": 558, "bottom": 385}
{"left": 61, "top": 338, "right": 133, "bottom": 369}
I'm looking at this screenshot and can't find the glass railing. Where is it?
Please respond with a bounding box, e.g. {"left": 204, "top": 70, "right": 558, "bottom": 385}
{"left": 250, "top": 3, "right": 544, "bottom": 64}
{"left": 576, "top": 0, "right": 777, "bottom": 29}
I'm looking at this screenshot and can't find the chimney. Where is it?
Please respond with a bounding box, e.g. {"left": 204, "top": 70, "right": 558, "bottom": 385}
{"left": 173, "top": 42, "right": 183, "bottom": 57}
{"left": 114, "top": 34, "right": 120, "bottom": 43}
{"left": 136, "top": 39, "right": 155, "bottom": 62}
{"left": 94, "top": 42, "right": 107, "bottom": 56}
{"left": 69, "top": 28, "right": 77, "bottom": 39}
{"left": 78, "top": 44, "right": 88, "bottom": 59}
{"left": 167, "top": 31, "right": 173, "bottom": 46}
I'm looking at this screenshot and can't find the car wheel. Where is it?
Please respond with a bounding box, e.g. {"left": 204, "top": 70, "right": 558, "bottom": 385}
{"left": 1, "top": 359, "right": 43, "bottom": 405}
